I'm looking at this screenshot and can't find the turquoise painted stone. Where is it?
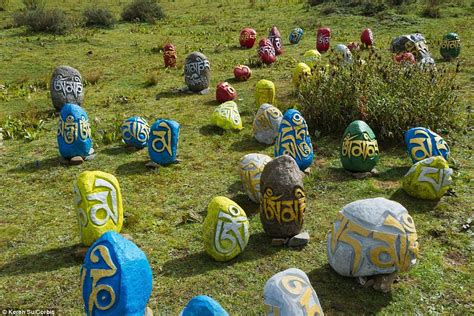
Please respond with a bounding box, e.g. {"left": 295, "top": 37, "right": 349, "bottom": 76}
{"left": 57, "top": 103, "right": 92, "bottom": 159}
{"left": 340, "top": 120, "right": 379, "bottom": 172}
{"left": 440, "top": 33, "right": 461, "bottom": 60}
{"left": 121, "top": 116, "right": 150, "bottom": 149}
{"left": 404, "top": 127, "right": 450, "bottom": 163}
{"left": 147, "top": 119, "right": 180, "bottom": 165}
{"left": 180, "top": 295, "right": 228, "bottom": 316}
{"left": 81, "top": 231, "right": 152, "bottom": 316}
{"left": 289, "top": 28, "right": 304, "bottom": 44}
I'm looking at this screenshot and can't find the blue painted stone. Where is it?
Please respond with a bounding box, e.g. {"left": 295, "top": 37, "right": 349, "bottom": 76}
{"left": 81, "top": 231, "right": 152, "bottom": 316}
{"left": 121, "top": 116, "right": 150, "bottom": 149}
{"left": 289, "top": 28, "right": 304, "bottom": 44}
{"left": 180, "top": 295, "right": 228, "bottom": 316}
{"left": 274, "top": 109, "right": 313, "bottom": 171}
{"left": 57, "top": 103, "right": 92, "bottom": 159}
{"left": 147, "top": 119, "right": 180, "bottom": 165}
{"left": 404, "top": 127, "right": 450, "bottom": 163}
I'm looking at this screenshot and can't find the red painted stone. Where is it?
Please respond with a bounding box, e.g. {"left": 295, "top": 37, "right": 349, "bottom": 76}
{"left": 258, "top": 44, "right": 276, "bottom": 65}
{"left": 216, "top": 82, "right": 237, "bottom": 103}
{"left": 347, "top": 42, "right": 360, "bottom": 52}
{"left": 163, "top": 43, "right": 177, "bottom": 68}
{"left": 361, "top": 28, "right": 374, "bottom": 47}
{"left": 268, "top": 26, "right": 283, "bottom": 55}
{"left": 394, "top": 52, "right": 416, "bottom": 64}
{"left": 259, "top": 38, "right": 273, "bottom": 48}
{"left": 317, "top": 27, "right": 331, "bottom": 53}
{"left": 240, "top": 28, "right": 257, "bottom": 49}
{"left": 233, "top": 65, "right": 252, "bottom": 81}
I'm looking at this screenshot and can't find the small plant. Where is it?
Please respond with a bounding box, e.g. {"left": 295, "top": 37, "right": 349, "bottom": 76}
{"left": 22, "top": 0, "right": 45, "bottom": 10}
{"left": 83, "top": 7, "right": 115, "bottom": 28}
{"left": 121, "top": 0, "right": 165, "bottom": 23}
{"left": 0, "top": 114, "right": 46, "bottom": 141}
{"left": 95, "top": 115, "right": 123, "bottom": 145}
{"left": 84, "top": 70, "right": 103, "bottom": 85}
{"left": 422, "top": 0, "right": 441, "bottom": 18}
{"left": 146, "top": 71, "right": 160, "bottom": 87}
{"left": 0, "top": 0, "right": 10, "bottom": 11}
{"left": 13, "top": 8, "right": 69, "bottom": 34}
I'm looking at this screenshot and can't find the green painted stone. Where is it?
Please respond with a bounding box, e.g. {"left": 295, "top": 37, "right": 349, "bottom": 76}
{"left": 440, "top": 33, "right": 460, "bottom": 60}
{"left": 202, "top": 196, "right": 249, "bottom": 262}
{"left": 403, "top": 156, "right": 453, "bottom": 200}
{"left": 340, "top": 120, "right": 379, "bottom": 172}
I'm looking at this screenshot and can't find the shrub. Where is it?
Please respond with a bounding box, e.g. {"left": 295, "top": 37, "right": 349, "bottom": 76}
{"left": 422, "top": 1, "right": 441, "bottom": 18}
{"left": 13, "top": 8, "right": 69, "bottom": 34}
{"left": 121, "top": 0, "right": 165, "bottom": 23}
{"left": 83, "top": 7, "right": 115, "bottom": 28}
{"left": 297, "top": 53, "right": 463, "bottom": 141}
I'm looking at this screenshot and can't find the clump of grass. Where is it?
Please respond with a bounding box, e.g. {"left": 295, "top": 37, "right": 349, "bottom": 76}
{"left": 22, "top": 0, "right": 45, "bottom": 10}
{"left": 121, "top": 0, "right": 165, "bottom": 23}
{"left": 321, "top": 4, "right": 338, "bottom": 15}
{"left": 422, "top": 0, "right": 441, "bottom": 18}
{"left": 0, "top": 113, "right": 46, "bottom": 141}
{"left": 84, "top": 70, "right": 103, "bottom": 85}
{"left": 83, "top": 7, "right": 115, "bottom": 28}
{"left": 13, "top": 8, "right": 69, "bottom": 34}
{"left": 95, "top": 115, "right": 123, "bottom": 145}
{"left": 146, "top": 71, "right": 160, "bottom": 87}
{"left": 0, "top": 0, "right": 10, "bottom": 11}
{"left": 297, "top": 53, "right": 463, "bottom": 141}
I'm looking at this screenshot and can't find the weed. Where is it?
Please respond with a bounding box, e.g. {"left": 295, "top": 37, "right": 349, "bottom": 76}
{"left": 146, "top": 71, "right": 160, "bottom": 87}
{"left": 13, "top": 8, "right": 69, "bottom": 34}
{"left": 121, "top": 0, "right": 165, "bottom": 23}
{"left": 0, "top": 0, "right": 9, "bottom": 11}
{"left": 83, "top": 7, "right": 115, "bottom": 28}
{"left": 21, "top": 0, "right": 45, "bottom": 10}
{"left": 84, "top": 70, "right": 103, "bottom": 86}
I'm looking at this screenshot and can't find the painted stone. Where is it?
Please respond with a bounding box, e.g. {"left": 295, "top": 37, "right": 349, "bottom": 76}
{"left": 334, "top": 44, "right": 353, "bottom": 64}
{"left": 211, "top": 101, "right": 243, "bottom": 131}
{"left": 316, "top": 27, "right": 331, "bottom": 53}
{"left": 403, "top": 156, "right": 453, "bottom": 200}
{"left": 303, "top": 49, "right": 321, "bottom": 69}
{"left": 121, "top": 116, "right": 150, "bottom": 149}
{"left": 264, "top": 268, "right": 323, "bottom": 316}
{"left": 361, "top": 28, "right": 374, "bottom": 47}
{"left": 203, "top": 196, "right": 249, "bottom": 261}
{"left": 440, "top": 32, "right": 461, "bottom": 60}
{"left": 239, "top": 153, "right": 272, "bottom": 203}
{"left": 255, "top": 79, "right": 276, "bottom": 106}
{"left": 391, "top": 33, "right": 434, "bottom": 65}
{"left": 233, "top": 65, "right": 252, "bottom": 81}
{"left": 216, "top": 82, "right": 237, "bottom": 103}
{"left": 347, "top": 42, "right": 360, "bottom": 52}
{"left": 184, "top": 52, "right": 211, "bottom": 92}
{"left": 259, "top": 38, "right": 273, "bottom": 48}
{"left": 289, "top": 27, "right": 304, "bottom": 44}
{"left": 57, "top": 103, "right": 92, "bottom": 159}
{"left": 81, "top": 231, "right": 152, "bottom": 316}
{"left": 163, "top": 43, "right": 177, "bottom": 67}
{"left": 269, "top": 26, "right": 283, "bottom": 55}
{"left": 259, "top": 42, "right": 277, "bottom": 65}
{"left": 74, "top": 171, "right": 123, "bottom": 246}
{"left": 327, "top": 197, "right": 419, "bottom": 277}
{"left": 292, "top": 63, "right": 312, "bottom": 87}
{"left": 180, "top": 295, "right": 228, "bottom": 316}
{"left": 394, "top": 52, "right": 416, "bottom": 65}
{"left": 148, "top": 119, "right": 180, "bottom": 165}
{"left": 404, "top": 127, "right": 450, "bottom": 163}
{"left": 260, "top": 155, "right": 306, "bottom": 238}
{"left": 240, "top": 27, "right": 257, "bottom": 49}
{"left": 50, "top": 65, "right": 84, "bottom": 111}
{"left": 253, "top": 103, "right": 283, "bottom": 145}
{"left": 340, "top": 120, "right": 379, "bottom": 173}
{"left": 275, "top": 109, "right": 313, "bottom": 171}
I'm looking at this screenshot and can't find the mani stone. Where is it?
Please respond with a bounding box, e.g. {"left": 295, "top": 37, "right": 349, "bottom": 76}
{"left": 202, "top": 196, "right": 250, "bottom": 262}
{"left": 403, "top": 156, "right": 453, "bottom": 200}
{"left": 239, "top": 153, "right": 272, "bottom": 203}
{"left": 50, "top": 65, "right": 84, "bottom": 112}
{"left": 147, "top": 119, "right": 180, "bottom": 165}
{"left": 391, "top": 33, "right": 434, "bottom": 65}
{"left": 440, "top": 32, "right": 461, "bottom": 60}
{"left": 255, "top": 79, "right": 276, "bottom": 107}
{"left": 74, "top": 170, "right": 124, "bottom": 246}
{"left": 274, "top": 109, "right": 314, "bottom": 171}
{"left": 327, "top": 197, "right": 419, "bottom": 277}
{"left": 57, "top": 103, "right": 93, "bottom": 160}
{"left": 253, "top": 103, "right": 283, "bottom": 145}
{"left": 264, "top": 268, "right": 323, "bottom": 316}
{"left": 404, "top": 127, "right": 450, "bottom": 163}
{"left": 289, "top": 27, "right": 304, "bottom": 45}
{"left": 303, "top": 50, "right": 321, "bottom": 69}
{"left": 184, "top": 52, "right": 211, "bottom": 92}
{"left": 81, "top": 231, "right": 152, "bottom": 316}
{"left": 292, "top": 63, "right": 311, "bottom": 87}
{"left": 340, "top": 120, "right": 379, "bottom": 173}
{"left": 260, "top": 155, "right": 306, "bottom": 238}
{"left": 334, "top": 44, "right": 353, "bottom": 64}
{"left": 180, "top": 295, "right": 229, "bottom": 316}
{"left": 211, "top": 101, "right": 243, "bottom": 131}
{"left": 121, "top": 116, "right": 150, "bottom": 149}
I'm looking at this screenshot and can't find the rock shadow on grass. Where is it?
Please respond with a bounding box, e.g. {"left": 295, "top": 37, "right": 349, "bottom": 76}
{"left": 8, "top": 156, "right": 64, "bottom": 173}
{"left": 378, "top": 166, "right": 410, "bottom": 181}
{"left": 227, "top": 180, "right": 260, "bottom": 216}
{"left": 116, "top": 160, "right": 150, "bottom": 175}
{"left": 390, "top": 188, "right": 439, "bottom": 213}
{"left": 230, "top": 136, "right": 269, "bottom": 152}
{"left": 199, "top": 124, "right": 225, "bottom": 136}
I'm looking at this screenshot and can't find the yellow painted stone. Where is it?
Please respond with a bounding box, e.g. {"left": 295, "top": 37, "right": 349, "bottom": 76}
{"left": 403, "top": 156, "right": 453, "bottom": 200}
{"left": 303, "top": 49, "right": 321, "bottom": 68}
{"left": 210, "top": 101, "right": 243, "bottom": 131}
{"left": 292, "top": 63, "right": 312, "bottom": 87}
{"left": 74, "top": 171, "right": 124, "bottom": 246}
{"left": 255, "top": 79, "right": 275, "bottom": 107}
{"left": 203, "top": 196, "right": 249, "bottom": 262}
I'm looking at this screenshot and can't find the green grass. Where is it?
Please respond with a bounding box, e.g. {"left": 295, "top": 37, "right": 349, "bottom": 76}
{"left": 0, "top": 0, "right": 473, "bottom": 314}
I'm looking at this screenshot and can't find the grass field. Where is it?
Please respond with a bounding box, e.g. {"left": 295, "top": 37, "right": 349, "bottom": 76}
{"left": 0, "top": 0, "right": 473, "bottom": 314}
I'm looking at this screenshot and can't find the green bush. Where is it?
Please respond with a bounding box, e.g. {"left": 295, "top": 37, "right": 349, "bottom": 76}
{"left": 83, "top": 7, "right": 115, "bottom": 28}
{"left": 0, "top": 115, "right": 46, "bottom": 141}
{"left": 121, "top": 0, "right": 165, "bottom": 23}
{"left": 13, "top": 8, "right": 69, "bottom": 34}
{"left": 297, "top": 53, "right": 463, "bottom": 141}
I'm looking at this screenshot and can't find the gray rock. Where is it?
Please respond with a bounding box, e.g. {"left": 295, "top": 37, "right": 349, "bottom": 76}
{"left": 253, "top": 103, "right": 282, "bottom": 145}
{"left": 184, "top": 52, "right": 211, "bottom": 92}
{"left": 260, "top": 155, "right": 306, "bottom": 238}
{"left": 69, "top": 156, "right": 84, "bottom": 165}
{"left": 287, "top": 231, "right": 310, "bottom": 247}
{"left": 50, "top": 65, "right": 84, "bottom": 111}
{"left": 327, "top": 197, "right": 419, "bottom": 277}
{"left": 264, "top": 268, "right": 324, "bottom": 316}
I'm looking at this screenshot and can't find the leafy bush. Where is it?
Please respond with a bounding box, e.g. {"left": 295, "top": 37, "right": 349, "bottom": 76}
{"left": 83, "top": 7, "right": 115, "bottom": 28}
{"left": 0, "top": 115, "right": 46, "bottom": 141}
{"left": 13, "top": 8, "right": 69, "bottom": 34}
{"left": 121, "top": 0, "right": 165, "bottom": 23}
{"left": 297, "top": 53, "right": 463, "bottom": 141}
